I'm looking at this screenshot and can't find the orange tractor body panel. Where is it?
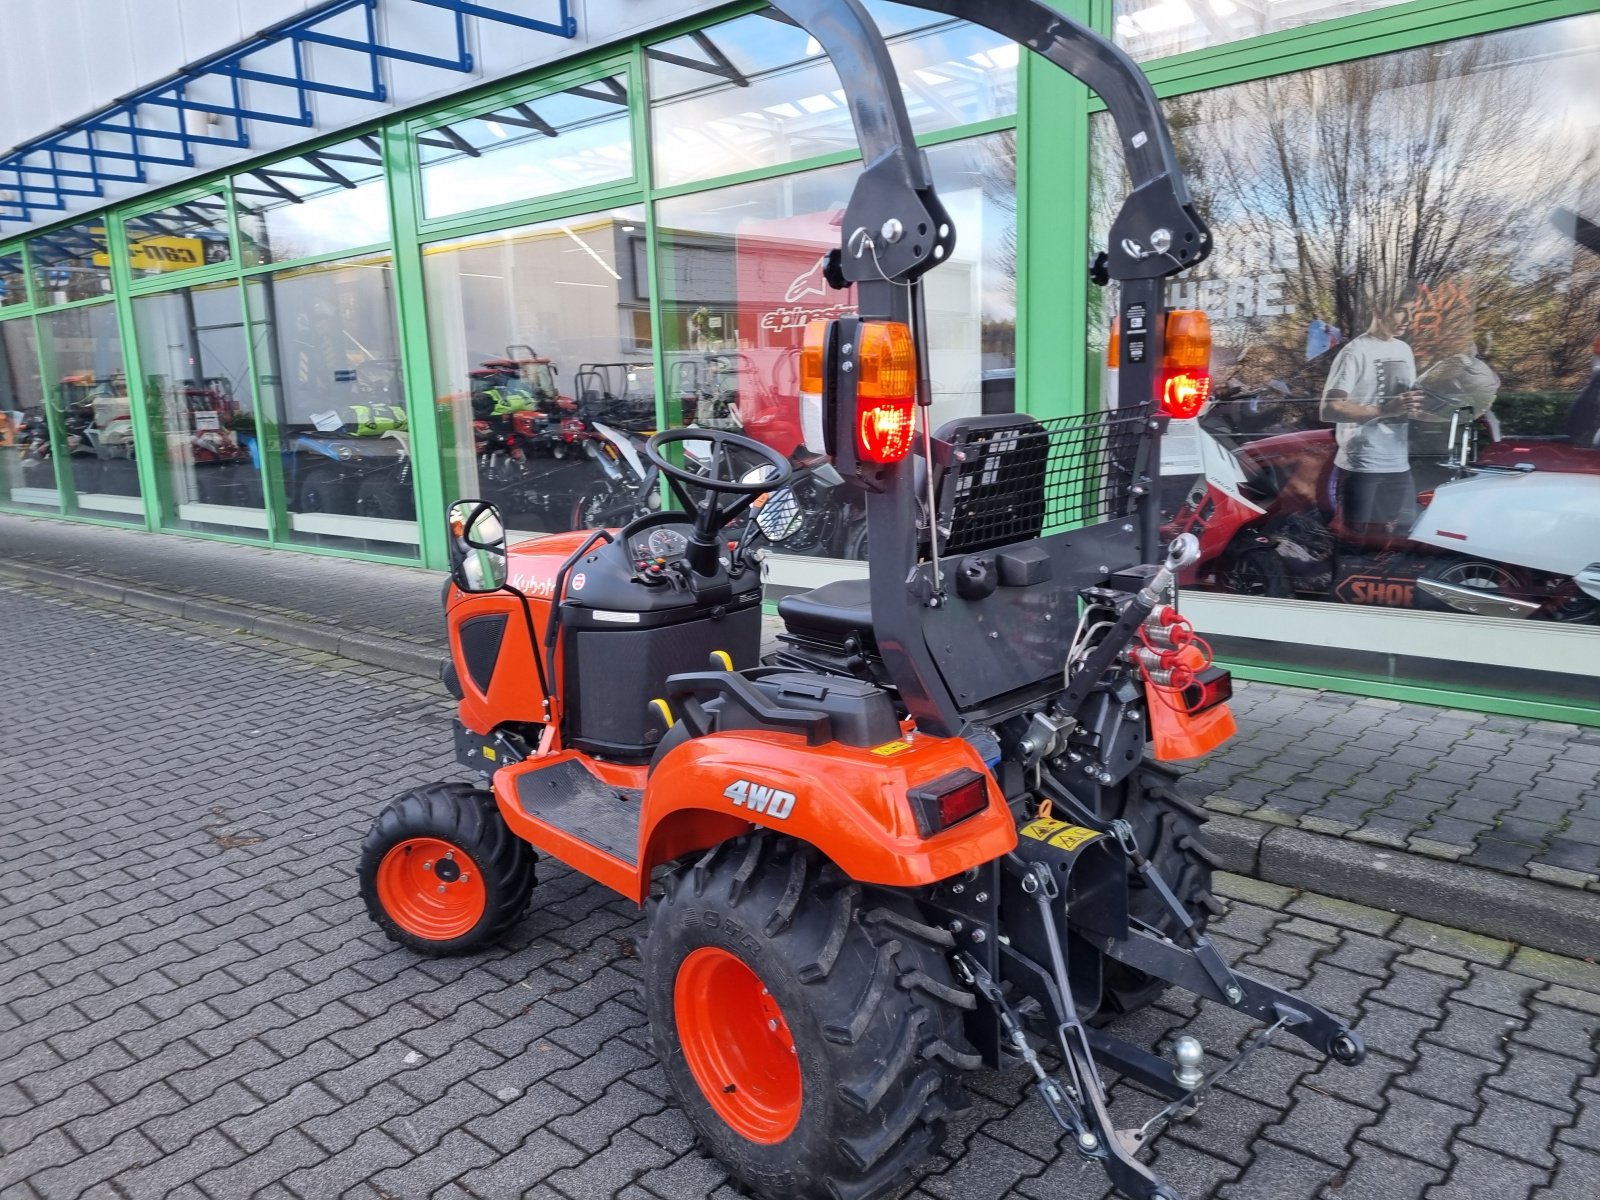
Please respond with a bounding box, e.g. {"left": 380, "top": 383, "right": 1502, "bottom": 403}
{"left": 641, "top": 730, "right": 1018, "bottom": 893}
{"left": 449, "top": 531, "right": 591, "bottom": 734}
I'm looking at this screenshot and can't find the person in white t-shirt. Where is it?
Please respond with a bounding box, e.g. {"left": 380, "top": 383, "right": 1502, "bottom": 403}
{"left": 1319, "top": 286, "right": 1430, "bottom": 533}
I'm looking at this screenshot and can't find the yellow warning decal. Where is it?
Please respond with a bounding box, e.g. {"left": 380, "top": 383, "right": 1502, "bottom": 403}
{"left": 1019, "top": 818, "right": 1101, "bottom": 852}
{"left": 871, "top": 739, "right": 914, "bottom": 756}
{"left": 482, "top": 746, "right": 498, "bottom": 761}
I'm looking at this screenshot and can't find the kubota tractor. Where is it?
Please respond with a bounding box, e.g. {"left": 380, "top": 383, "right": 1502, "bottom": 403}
{"left": 357, "top": 4, "right": 1364, "bottom": 1197}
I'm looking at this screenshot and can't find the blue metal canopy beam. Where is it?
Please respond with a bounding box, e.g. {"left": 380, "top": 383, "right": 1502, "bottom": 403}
{"left": 0, "top": 0, "right": 576, "bottom": 228}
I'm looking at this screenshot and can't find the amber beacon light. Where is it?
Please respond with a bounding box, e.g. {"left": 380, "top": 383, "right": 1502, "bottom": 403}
{"left": 1158, "top": 309, "right": 1212, "bottom": 419}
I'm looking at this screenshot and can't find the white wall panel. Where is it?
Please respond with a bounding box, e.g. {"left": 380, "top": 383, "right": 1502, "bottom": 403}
{"left": 0, "top": 0, "right": 703, "bottom": 234}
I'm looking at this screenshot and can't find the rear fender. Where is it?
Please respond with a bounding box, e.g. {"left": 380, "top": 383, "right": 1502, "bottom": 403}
{"left": 640, "top": 730, "right": 1017, "bottom": 887}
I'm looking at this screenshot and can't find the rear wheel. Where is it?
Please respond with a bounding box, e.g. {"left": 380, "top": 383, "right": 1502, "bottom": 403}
{"left": 359, "top": 783, "right": 536, "bottom": 956}
{"left": 643, "top": 832, "right": 975, "bottom": 1200}
{"left": 1094, "top": 765, "right": 1224, "bottom": 1021}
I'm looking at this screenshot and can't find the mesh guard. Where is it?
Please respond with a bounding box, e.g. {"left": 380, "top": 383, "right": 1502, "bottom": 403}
{"left": 938, "top": 404, "right": 1152, "bottom": 555}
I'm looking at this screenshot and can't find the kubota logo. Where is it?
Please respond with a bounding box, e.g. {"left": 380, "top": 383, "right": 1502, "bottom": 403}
{"left": 723, "top": 779, "right": 796, "bottom": 820}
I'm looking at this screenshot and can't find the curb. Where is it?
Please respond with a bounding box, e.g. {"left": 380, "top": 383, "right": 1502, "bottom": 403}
{"left": 0, "top": 559, "right": 447, "bottom": 681}
{"left": 1203, "top": 813, "right": 1599, "bottom": 960}
{"left": 5, "top": 558, "right": 1593, "bottom": 959}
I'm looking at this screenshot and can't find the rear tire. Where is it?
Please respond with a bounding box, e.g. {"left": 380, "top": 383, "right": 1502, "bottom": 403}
{"left": 1094, "top": 764, "right": 1224, "bottom": 1022}
{"left": 643, "top": 832, "right": 975, "bottom": 1200}
{"left": 358, "top": 783, "right": 536, "bottom": 956}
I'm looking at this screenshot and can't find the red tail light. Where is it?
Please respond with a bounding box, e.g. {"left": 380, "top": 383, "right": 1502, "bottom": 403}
{"left": 1159, "top": 310, "right": 1212, "bottom": 419}
{"left": 855, "top": 321, "right": 917, "bottom": 463}
{"left": 1181, "top": 665, "right": 1233, "bottom": 714}
{"left": 909, "top": 768, "right": 990, "bottom": 836}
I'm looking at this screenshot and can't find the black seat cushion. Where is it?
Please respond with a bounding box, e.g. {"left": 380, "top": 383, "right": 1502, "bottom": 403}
{"left": 776, "top": 577, "right": 872, "bottom": 636}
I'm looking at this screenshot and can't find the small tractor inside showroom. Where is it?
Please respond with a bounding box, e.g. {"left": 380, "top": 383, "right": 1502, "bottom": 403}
{"left": 357, "top": 3, "right": 1366, "bottom": 1197}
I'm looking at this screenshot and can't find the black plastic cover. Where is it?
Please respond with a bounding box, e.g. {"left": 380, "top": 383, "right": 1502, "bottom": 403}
{"left": 739, "top": 670, "right": 900, "bottom": 749}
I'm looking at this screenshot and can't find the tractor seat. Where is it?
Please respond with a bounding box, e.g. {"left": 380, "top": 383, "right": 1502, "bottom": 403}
{"left": 776, "top": 577, "right": 872, "bottom": 637}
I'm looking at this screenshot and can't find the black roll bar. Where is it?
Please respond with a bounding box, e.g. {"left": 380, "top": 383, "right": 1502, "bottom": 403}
{"left": 768, "top": 0, "right": 1211, "bottom": 737}
{"left": 768, "top": 0, "right": 1211, "bottom": 289}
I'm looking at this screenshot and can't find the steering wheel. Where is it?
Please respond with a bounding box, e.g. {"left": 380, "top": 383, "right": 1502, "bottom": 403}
{"left": 645, "top": 428, "right": 794, "bottom": 573}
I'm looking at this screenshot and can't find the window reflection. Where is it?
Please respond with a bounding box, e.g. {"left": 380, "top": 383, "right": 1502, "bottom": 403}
{"left": 656, "top": 132, "right": 1017, "bottom": 559}
{"left": 1092, "top": 15, "right": 1600, "bottom": 624}
{"left": 236, "top": 136, "right": 389, "bottom": 265}
{"left": 423, "top": 207, "right": 654, "bottom": 532}
{"left": 246, "top": 255, "right": 416, "bottom": 555}
{"left": 418, "top": 76, "right": 633, "bottom": 220}
{"left": 38, "top": 304, "right": 140, "bottom": 521}
{"left": 29, "top": 223, "right": 113, "bottom": 304}
{"left": 124, "top": 195, "right": 232, "bottom": 278}
{"left": 1, "top": 318, "right": 55, "bottom": 512}
{"left": 0, "top": 248, "right": 26, "bottom": 308}
{"left": 647, "top": 2, "right": 1017, "bottom": 189}
{"left": 1114, "top": 0, "right": 1407, "bottom": 62}
{"left": 133, "top": 283, "right": 265, "bottom": 536}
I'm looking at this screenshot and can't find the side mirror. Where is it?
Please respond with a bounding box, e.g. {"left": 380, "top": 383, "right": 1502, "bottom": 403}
{"left": 447, "top": 500, "right": 508, "bottom": 593}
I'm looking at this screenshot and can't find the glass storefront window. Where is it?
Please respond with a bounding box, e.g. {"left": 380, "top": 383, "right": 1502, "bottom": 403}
{"left": 1, "top": 318, "right": 56, "bottom": 512}
{"left": 423, "top": 206, "right": 653, "bottom": 532}
{"left": 646, "top": 2, "right": 1018, "bottom": 190}
{"left": 417, "top": 76, "right": 634, "bottom": 221}
{"left": 1093, "top": 14, "right": 1600, "bottom": 626}
{"left": 655, "top": 132, "right": 1017, "bottom": 559}
{"left": 124, "top": 195, "right": 232, "bottom": 278}
{"left": 29, "top": 223, "right": 113, "bottom": 305}
{"left": 38, "top": 303, "right": 141, "bottom": 522}
{"left": 246, "top": 255, "right": 414, "bottom": 554}
{"left": 1113, "top": 0, "right": 1409, "bottom": 62}
{"left": 133, "top": 282, "right": 265, "bottom": 537}
{"left": 0, "top": 247, "right": 27, "bottom": 308}
{"left": 236, "top": 136, "right": 389, "bottom": 266}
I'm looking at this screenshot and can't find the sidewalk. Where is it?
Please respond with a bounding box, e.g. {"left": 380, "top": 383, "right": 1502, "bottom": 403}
{"left": 3, "top": 511, "right": 1598, "bottom": 956}
{"left": 6, "top": 575, "right": 1598, "bottom": 1200}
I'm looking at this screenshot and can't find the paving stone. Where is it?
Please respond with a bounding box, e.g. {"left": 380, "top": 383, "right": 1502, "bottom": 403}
{"left": 1352, "top": 1002, "right": 1439, "bottom": 1066}
{"left": 1511, "top": 1001, "right": 1600, "bottom": 1061}
{"left": 1457, "top": 1091, "right": 1571, "bottom": 1168}
{"left": 1357, "top": 1089, "right": 1473, "bottom": 1169}
{"left": 1262, "top": 1084, "right": 1378, "bottom": 1167}
{"left": 1392, "top": 1044, "right": 1495, "bottom": 1110}
{"left": 1391, "top": 920, "right": 1514, "bottom": 967}
{"left": 1537, "top": 1140, "right": 1600, "bottom": 1199}
{"left": 1423, "top": 1000, "right": 1522, "bottom": 1063}
{"left": 1316, "top": 1142, "right": 1446, "bottom": 1199}
{"left": 1219, "top": 1140, "right": 1340, "bottom": 1199}
{"left": 1487, "top": 1044, "right": 1589, "bottom": 1114}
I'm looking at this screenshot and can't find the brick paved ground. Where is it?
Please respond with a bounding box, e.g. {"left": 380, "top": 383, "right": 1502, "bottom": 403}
{"left": 1193, "top": 685, "right": 1600, "bottom": 892}
{"left": 4, "top": 511, "right": 1598, "bottom": 896}
{"left": 3, "top": 577, "right": 1599, "bottom": 1199}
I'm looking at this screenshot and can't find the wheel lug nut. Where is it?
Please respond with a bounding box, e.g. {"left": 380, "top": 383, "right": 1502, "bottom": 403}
{"left": 437, "top": 885, "right": 446, "bottom": 894}
{"left": 768, "top": 1019, "right": 778, "bottom": 1031}
{"left": 423, "top": 861, "right": 432, "bottom": 870}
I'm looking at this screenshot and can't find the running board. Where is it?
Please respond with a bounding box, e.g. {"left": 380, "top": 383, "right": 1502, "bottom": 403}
{"left": 492, "top": 753, "right": 647, "bottom": 901}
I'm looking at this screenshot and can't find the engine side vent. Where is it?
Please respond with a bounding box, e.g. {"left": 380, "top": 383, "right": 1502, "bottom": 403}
{"left": 458, "top": 614, "right": 509, "bottom": 693}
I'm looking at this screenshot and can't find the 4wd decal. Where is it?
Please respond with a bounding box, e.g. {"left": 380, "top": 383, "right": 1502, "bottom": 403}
{"left": 724, "top": 779, "right": 797, "bottom": 820}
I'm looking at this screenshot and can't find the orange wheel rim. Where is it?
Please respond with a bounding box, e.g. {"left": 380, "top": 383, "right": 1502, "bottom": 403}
{"left": 674, "top": 946, "right": 802, "bottom": 1144}
{"left": 376, "top": 837, "right": 487, "bottom": 940}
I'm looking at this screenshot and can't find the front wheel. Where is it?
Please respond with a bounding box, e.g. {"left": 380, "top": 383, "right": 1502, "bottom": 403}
{"left": 643, "top": 833, "right": 974, "bottom": 1200}
{"left": 358, "top": 783, "right": 536, "bottom": 956}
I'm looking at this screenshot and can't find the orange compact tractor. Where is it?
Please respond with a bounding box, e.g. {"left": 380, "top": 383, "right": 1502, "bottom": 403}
{"left": 358, "top": 3, "right": 1364, "bottom": 1197}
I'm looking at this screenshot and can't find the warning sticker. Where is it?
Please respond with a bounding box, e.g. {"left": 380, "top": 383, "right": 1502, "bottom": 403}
{"left": 1019, "top": 818, "right": 1102, "bottom": 853}
{"left": 870, "top": 740, "right": 914, "bottom": 757}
